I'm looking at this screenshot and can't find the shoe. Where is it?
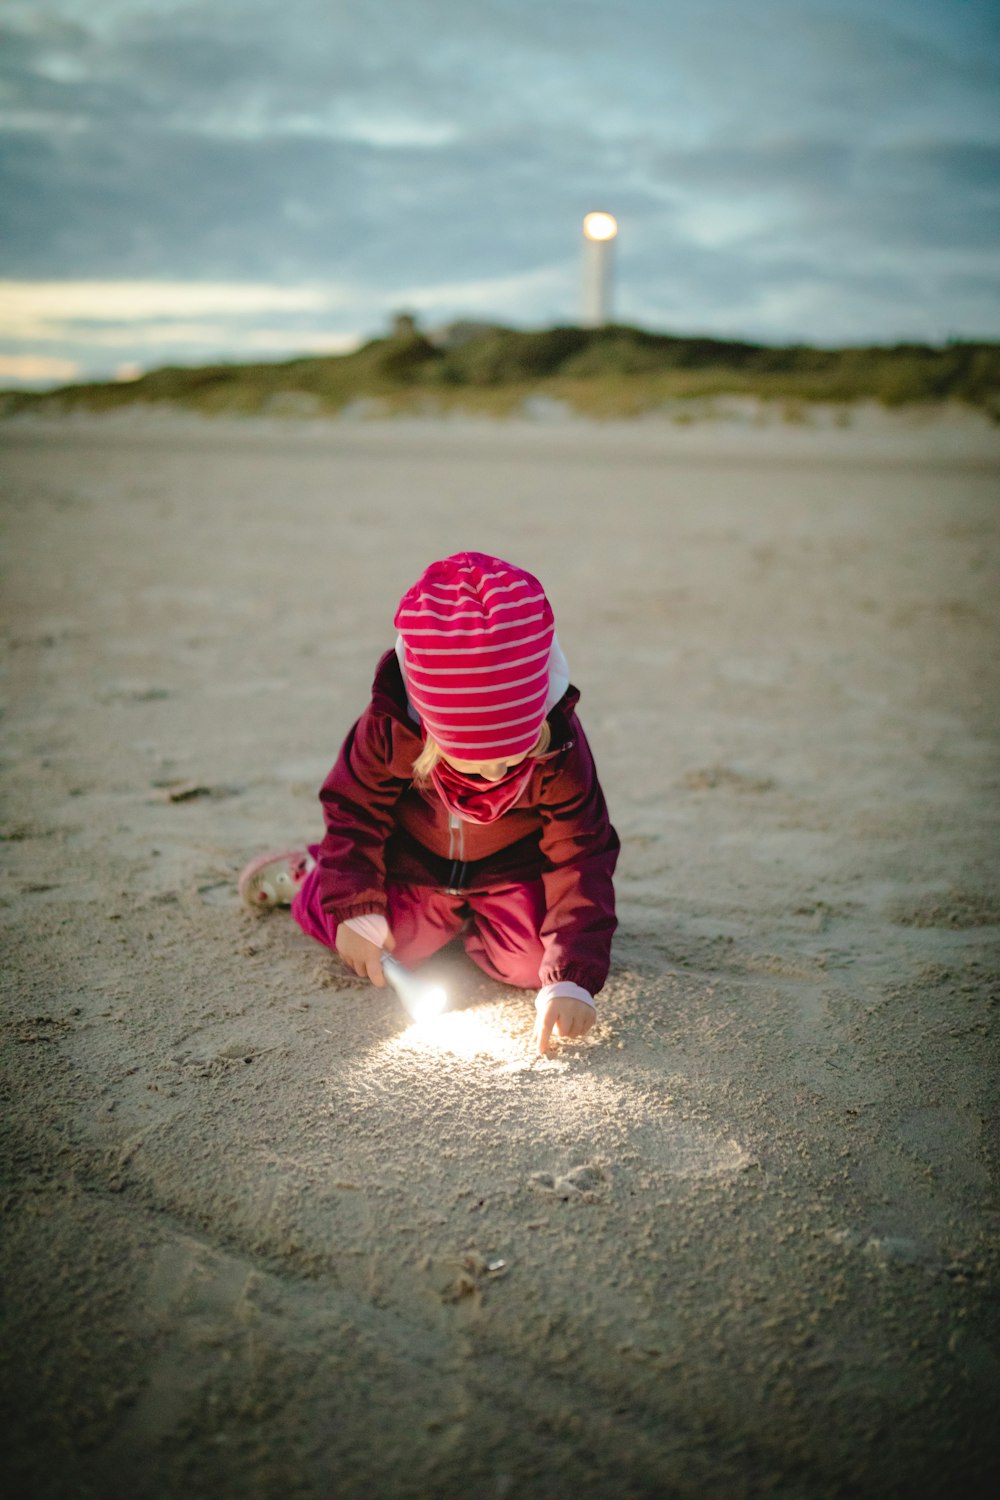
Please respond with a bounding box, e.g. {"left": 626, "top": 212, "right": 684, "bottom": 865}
{"left": 238, "top": 848, "right": 314, "bottom": 909}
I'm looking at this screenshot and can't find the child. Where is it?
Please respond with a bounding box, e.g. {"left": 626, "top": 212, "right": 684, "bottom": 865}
{"left": 238, "top": 551, "right": 619, "bottom": 1054}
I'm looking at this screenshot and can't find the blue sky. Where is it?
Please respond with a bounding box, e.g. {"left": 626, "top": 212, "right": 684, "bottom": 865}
{"left": 1, "top": 0, "right": 998, "bottom": 386}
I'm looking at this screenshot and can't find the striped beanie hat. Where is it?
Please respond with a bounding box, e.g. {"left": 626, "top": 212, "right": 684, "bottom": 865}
{"left": 394, "top": 552, "right": 555, "bottom": 760}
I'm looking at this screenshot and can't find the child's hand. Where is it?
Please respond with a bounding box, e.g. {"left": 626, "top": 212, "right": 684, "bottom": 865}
{"left": 532, "top": 996, "right": 596, "bottom": 1054}
{"left": 336, "top": 925, "right": 395, "bottom": 986}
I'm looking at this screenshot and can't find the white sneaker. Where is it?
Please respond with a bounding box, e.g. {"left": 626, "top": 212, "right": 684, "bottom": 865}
{"left": 238, "top": 848, "right": 315, "bottom": 909}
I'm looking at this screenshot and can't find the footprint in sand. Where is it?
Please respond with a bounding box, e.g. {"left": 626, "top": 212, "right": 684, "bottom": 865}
{"left": 530, "top": 1162, "right": 608, "bottom": 1200}
{"left": 680, "top": 765, "right": 776, "bottom": 794}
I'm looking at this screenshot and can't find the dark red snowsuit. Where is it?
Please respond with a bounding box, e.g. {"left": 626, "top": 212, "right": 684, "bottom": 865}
{"left": 291, "top": 650, "right": 619, "bottom": 993}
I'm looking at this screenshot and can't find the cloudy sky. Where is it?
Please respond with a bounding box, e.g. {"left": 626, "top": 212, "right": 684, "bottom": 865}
{"left": 2, "top": 0, "right": 998, "bottom": 386}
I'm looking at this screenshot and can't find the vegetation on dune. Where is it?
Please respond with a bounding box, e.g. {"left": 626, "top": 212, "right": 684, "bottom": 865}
{"left": 3, "top": 323, "right": 998, "bottom": 420}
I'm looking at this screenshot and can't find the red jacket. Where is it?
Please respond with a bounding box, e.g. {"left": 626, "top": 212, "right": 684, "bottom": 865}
{"left": 315, "top": 650, "right": 619, "bottom": 994}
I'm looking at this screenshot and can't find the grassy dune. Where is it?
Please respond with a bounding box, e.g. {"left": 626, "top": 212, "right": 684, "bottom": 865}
{"left": 4, "top": 323, "right": 999, "bottom": 419}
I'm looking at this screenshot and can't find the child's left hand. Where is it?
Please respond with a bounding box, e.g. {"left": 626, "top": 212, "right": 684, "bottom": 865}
{"left": 532, "top": 996, "right": 596, "bottom": 1054}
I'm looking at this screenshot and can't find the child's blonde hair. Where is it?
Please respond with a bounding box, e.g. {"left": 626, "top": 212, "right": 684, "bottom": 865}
{"left": 413, "top": 720, "right": 552, "bottom": 783}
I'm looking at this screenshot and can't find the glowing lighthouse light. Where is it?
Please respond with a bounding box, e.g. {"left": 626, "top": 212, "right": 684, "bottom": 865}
{"left": 381, "top": 952, "right": 448, "bottom": 1025}
{"left": 583, "top": 211, "right": 618, "bottom": 242}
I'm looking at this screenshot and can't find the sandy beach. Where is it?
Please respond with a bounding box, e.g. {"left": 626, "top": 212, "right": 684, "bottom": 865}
{"left": 1, "top": 407, "right": 998, "bottom": 1499}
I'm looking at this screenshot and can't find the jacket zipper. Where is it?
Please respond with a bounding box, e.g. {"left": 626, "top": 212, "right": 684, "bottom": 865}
{"left": 446, "top": 812, "right": 467, "bottom": 893}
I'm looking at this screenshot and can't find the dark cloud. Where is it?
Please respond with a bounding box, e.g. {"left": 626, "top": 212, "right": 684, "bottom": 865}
{"left": 0, "top": 120, "right": 605, "bottom": 283}
{"left": 639, "top": 135, "right": 1000, "bottom": 262}
{"left": 882, "top": 140, "right": 1000, "bottom": 192}
{"left": 651, "top": 141, "right": 856, "bottom": 195}
{"left": 0, "top": 129, "right": 369, "bottom": 279}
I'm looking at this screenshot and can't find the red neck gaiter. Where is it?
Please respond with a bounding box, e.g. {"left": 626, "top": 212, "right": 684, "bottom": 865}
{"left": 430, "top": 757, "right": 538, "bottom": 824}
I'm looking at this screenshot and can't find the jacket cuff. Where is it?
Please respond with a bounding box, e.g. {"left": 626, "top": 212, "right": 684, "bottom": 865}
{"left": 343, "top": 912, "right": 390, "bottom": 948}
{"left": 538, "top": 962, "right": 607, "bottom": 994}
{"left": 535, "top": 981, "right": 595, "bottom": 1011}
{"left": 324, "top": 899, "right": 388, "bottom": 925}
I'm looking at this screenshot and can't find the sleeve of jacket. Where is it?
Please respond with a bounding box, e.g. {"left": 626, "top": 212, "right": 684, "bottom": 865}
{"left": 536, "top": 720, "right": 620, "bottom": 995}
{"left": 314, "top": 707, "right": 411, "bottom": 925}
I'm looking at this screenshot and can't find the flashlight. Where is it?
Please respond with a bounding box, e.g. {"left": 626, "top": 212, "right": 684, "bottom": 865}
{"left": 381, "top": 952, "right": 448, "bottom": 1024}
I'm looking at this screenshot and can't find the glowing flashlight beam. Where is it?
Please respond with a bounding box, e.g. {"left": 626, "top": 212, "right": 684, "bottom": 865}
{"left": 381, "top": 953, "right": 448, "bottom": 1024}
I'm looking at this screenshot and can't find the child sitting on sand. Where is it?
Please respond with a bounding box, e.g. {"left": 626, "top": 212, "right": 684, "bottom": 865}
{"left": 238, "top": 551, "right": 619, "bottom": 1053}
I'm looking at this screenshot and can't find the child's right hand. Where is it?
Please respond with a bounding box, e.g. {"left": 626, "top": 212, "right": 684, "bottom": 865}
{"left": 336, "top": 925, "right": 395, "bottom": 986}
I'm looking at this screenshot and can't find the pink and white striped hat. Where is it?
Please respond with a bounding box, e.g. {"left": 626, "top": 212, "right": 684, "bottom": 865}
{"left": 394, "top": 552, "right": 555, "bottom": 760}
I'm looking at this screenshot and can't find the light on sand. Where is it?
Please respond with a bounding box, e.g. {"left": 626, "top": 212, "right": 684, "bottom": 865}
{"left": 386, "top": 1003, "right": 530, "bottom": 1064}
{"left": 583, "top": 211, "right": 618, "bottom": 242}
{"left": 381, "top": 953, "right": 447, "bottom": 1025}
{"left": 407, "top": 984, "right": 447, "bottom": 1024}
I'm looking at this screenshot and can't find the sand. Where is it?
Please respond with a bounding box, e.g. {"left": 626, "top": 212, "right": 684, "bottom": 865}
{"left": 1, "top": 407, "right": 998, "bottom": 1499}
